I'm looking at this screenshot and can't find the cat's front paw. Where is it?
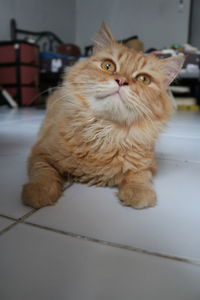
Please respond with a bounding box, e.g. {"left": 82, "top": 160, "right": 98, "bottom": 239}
{"left": 118, "top": 187, "right": 157, "bottom": 209}
{"left": 22, "top": 181, "right": 62, "bottom": 209}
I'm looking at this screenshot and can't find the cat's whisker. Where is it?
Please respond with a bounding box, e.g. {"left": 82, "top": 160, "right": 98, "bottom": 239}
{"left": 133, "top": 99, "right": 153, "bottom": 121}
{"left": 48, "top": 92, "right": 76, "bottom": 108}
{"left": 132, "top": 95, "right": 153, "bottom": 118}
{"left": 123, "top": 90, "right": 153, "bottom": 122}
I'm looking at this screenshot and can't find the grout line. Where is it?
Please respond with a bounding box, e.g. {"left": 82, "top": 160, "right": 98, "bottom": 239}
{"left": 156, "top": 157, "right": 200, "bottom": 164}
{"left": 161, "top": 133, "right": 200, "bottom": 140}
{"left": 23, "top": 220, "right": 200, "bottom": 267}
{"left": 0, "top": 209, "right": 37, "bottom": 236}
{"left": 0, "top": 214, "right": 17, "bottom": 221}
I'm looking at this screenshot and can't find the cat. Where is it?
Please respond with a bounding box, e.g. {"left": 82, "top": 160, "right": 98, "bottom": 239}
{"left": 22, "top": 23, "right": 184, "bottom": 209}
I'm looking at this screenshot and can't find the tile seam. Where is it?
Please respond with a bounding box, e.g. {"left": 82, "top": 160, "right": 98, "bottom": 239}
{"left": 0, "top": 214, "right": 17, "bottom": 221}
{"left": 156, "top": 157, "right": 200, "bottom": 164}
{"left": 0, "top": 209, "right": 37, "bottom": 236}
{"left": 23, "top": 220, "right": 200, "bottom": 267}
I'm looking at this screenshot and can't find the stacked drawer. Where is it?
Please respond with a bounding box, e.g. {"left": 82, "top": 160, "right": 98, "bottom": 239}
{"left": 0, "top": 41, "right": 39, "bottom": 105}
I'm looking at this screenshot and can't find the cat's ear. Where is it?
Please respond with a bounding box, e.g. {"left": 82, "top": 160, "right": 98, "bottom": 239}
{"left": 160, "top": 55, "right": 185, "bottom": 86}
{"left": 93, "top": 22, "right": 115, "bottom": 54}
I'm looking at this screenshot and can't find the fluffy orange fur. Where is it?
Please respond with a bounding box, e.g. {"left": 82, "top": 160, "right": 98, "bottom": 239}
{"left": 22, "top": 23, "right": 184, "bottom": 209}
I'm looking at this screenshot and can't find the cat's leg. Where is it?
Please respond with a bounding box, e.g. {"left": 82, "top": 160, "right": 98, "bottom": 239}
{"left": 22, "top": 154, "right": 64, "bottom": 209}
{"left": 118, "top": 170, "right": 156, "bottom": 209}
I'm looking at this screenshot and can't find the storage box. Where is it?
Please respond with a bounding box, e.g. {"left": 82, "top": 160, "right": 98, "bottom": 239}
{"left": 0, "top": 42, "right": 39, "bottom": 65}
{"left": 0, "top": 41, "right": 39, "bottom": 106}
{"left": 0, "top": 65, "right": 38, "bottom": 85}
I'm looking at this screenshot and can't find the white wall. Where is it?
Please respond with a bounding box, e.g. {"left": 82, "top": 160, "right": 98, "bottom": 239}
{"left": 0, "top": 0, "right": 191, "bottom": 52}
{"left": 0, "top": 0, "right": 76, "bottom": 43}
{"left": 189, "top": 0, "right": 200, "bottom": 49}
{"left": 76, "top": 0, "right": 191, "bottom": 51}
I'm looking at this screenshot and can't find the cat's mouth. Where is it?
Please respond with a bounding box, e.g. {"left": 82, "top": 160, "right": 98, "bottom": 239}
{"left": 111, "top": 88, "right": 120, "bottom": 96}
{"left": 109, "top": 87, "right": 127, "bottom": 102}
{"left": 97, "top": 87, "right": 122, "bottom": 100}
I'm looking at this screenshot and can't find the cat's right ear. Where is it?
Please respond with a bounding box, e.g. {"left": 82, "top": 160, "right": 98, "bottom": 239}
{"left": 160, "top": 55, "right": 185, "bottom": 86}
{"left": 93, "top": 22, "right": 115, "bottom": 54}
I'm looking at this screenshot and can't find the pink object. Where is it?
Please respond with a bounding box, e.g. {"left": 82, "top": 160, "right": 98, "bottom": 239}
{"left": 115, "top": 77, "right": 128, "bottom": 86}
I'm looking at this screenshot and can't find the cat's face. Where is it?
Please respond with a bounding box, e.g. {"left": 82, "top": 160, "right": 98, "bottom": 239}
{"left": 66, "top": 24, "right": 184, "bottom": 125}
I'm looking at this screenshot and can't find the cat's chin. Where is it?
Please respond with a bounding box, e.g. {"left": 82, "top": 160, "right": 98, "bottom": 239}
{"left": 91, "top": 100, "right": 138, "bottom": 125}
{"left": 95, "top": 94, "right": 140, "bottom": 125}
{"left": 103, "top": 92, "right": 122, "bottom": 102}
{"left": 95, "top": 86, "right": 120, "bottom": 100}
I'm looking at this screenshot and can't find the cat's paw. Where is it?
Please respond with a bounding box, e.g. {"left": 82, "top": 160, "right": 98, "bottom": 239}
{"left": 22, "top": 181, "right": 62, "bottom": 209}
{"left": 118, "top": 187, "right": 157, "bottom": 209}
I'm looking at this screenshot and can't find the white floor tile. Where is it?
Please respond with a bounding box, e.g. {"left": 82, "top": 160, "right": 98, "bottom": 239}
{"left": 0, "top": 216, "right": 13, "bottom": 231}
{"left": 27, "top": 159, "right": 200, "bottom": 261}
{"left": 156, "top": 135, "right": 200, "bottom": 162}
{"left": 0, "top": 107, "right": 43, "bottom": 217}
{"left": 1, "top": 107, "right": 200, "bottom": 299}
{"left": 170, "top": 110, "right": 200, "bottom": 127}
{"left": 0, "top": 109, "right": 43, "bottom": 156}
{"left": 0, "top": 127, "right": 38, "bottom": 156}
{"left": 0, "top": 107, "right": 44, "bottom": 124}
{"left": 157, "top": 111, "right": 200, "bottom": 143}
{"left": 1, "top": 223, "right": 200, "bottom": 300}
{"left": 0, "top": 155, "right": 32, "bottom": 218}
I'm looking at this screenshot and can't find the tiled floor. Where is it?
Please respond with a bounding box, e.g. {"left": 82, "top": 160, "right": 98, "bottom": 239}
{"left": 0, "top": 106, "right": 200, "bottom": 300}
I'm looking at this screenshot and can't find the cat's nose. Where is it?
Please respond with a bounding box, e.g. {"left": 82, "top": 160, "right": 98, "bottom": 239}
{"left": 115, "top": 77, "right": 128, "bottom": 86}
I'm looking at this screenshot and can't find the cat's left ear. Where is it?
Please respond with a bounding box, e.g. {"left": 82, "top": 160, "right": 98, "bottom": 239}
{"left": 93, "top": 22, "right": 115, "bottom": 54}
{"left": 160, "top": 55, "right": 185, "bottom": 86}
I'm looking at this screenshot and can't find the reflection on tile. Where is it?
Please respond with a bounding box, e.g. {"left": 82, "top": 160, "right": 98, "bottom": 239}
{"left": 1, "top": 223, "right": 200, "bottom": 300}
{"left": 0, "top": 107, "right": 44, "bottom": 124}
{"left": 0, "top": 110, "right": 43, "bottom": 156}
{"left": 0, "top": 107, "right": 44, "bottom": 217}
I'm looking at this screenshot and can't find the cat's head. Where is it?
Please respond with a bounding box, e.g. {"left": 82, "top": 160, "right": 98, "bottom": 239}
{"left": 66, "top": 23, "right": 184, "bottom": 125}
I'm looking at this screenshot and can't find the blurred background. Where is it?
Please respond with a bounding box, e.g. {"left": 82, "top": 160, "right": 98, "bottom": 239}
{"left": 0, "top": 0, "right": 199, "bottom": 110}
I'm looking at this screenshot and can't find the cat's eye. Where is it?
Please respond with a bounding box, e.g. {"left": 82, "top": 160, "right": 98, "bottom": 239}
{"left": 101, "top": 60, "right": 116, "bottom": 73}
{"left": 135, "top": 74, "right": 151, "bottom": 85}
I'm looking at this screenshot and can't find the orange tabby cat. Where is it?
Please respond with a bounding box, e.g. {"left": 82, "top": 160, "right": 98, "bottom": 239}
{"left": 22, "top": 23, "right": 184, "bottom": 209}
